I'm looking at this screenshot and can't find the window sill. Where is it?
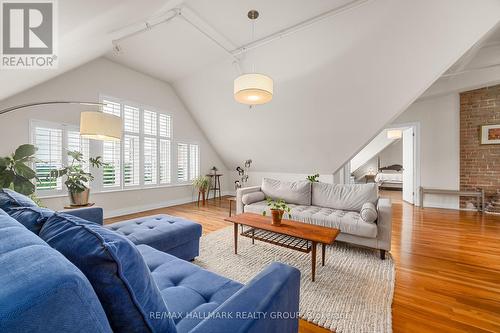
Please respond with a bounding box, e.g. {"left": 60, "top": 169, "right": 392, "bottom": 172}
{"left": 37, "top": 183, "right": 193, "bottom": 199}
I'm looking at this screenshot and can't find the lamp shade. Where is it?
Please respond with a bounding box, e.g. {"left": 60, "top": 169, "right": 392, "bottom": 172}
{"left": 234, "top": 73, "right": 273, "bottom": 105}
{"left": 387, "top": 129, "right": 402, "bottom": 139}
{"left": 80, "top": 111, "right": 121, "bottom": 141}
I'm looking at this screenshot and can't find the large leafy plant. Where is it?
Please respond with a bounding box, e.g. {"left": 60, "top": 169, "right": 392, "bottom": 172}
{"left": 50, "top": 150, "right": 105, "bottom": 193}
{"left": 0, "top": 144, "right": 38, "bottom": 195}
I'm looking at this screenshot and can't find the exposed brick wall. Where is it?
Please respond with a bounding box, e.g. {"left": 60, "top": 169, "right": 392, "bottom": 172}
{"left": 460, "top": 85, "right": 500, "bottom": 209}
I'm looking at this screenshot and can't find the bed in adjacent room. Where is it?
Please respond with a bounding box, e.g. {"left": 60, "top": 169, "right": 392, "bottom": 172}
{"left": 375, "top": 164, "right": 403, "bottom": 190}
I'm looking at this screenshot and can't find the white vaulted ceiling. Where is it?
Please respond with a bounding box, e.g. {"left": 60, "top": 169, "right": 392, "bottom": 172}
{"left": 1, "top": 0, "right": 500, "bottom": 174}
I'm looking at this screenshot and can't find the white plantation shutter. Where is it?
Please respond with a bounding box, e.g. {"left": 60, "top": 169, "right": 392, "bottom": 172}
{"left": 159, "top": 139, "right": 171, "bottom": 184}
{"left": 177, "top": 143, "right": 188, "bottom": 182}
{"left": 34, "top": 127, "right": 63, "bottom": 190}
{"left": 189, "top": 144, "right": 199, "bottom": 180}
{"left": 159, "top": 114, "right": 171, "bottom": 138}
{"left": 102, "top": 141, "right": 121, "bottom": 188}
{"left": 67, "top": 131, "right": 90, "bottom": 172}
{"left": 124, "top": 105, "right": 139, "bottom": 133}
{"left": 103, "top": 100, "right": 121, "bottom": 116}
{"left": 144, "top": 137, "right": 157, "bottom": 185}
{"left": 144, "top": 110, "right": 157, "bottom": 136}
{"left": 123, "top": 135, "right": 139, "bottom": 186}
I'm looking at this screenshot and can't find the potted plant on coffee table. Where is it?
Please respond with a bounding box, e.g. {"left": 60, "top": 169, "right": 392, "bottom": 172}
{"left": 262, "top": 197, "right": 292, "bottom": 226}
{"left": 193, "top": 175, "right": 210, "bottom": 206}
{"left": 50, "top": 150, "right": 105, "bottom": 206}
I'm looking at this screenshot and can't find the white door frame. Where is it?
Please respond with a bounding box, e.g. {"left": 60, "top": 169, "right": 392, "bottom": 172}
{"left": 387, "top": 122, "right": 421, "bottom": 206}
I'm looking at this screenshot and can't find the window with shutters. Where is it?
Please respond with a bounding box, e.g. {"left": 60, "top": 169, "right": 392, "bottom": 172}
{"left": 31, "top": 121, "right": 89, "bottom": 195}
{"left": 177, "top": 143, "right": 188, "bottom": 182}
{"left": 100, "top": 96, "right": 178, "bottom": 190}
{"left": 189, "top": 144, "right": 199, "bottom": 180}
{"left": 159, "top": 139, "right": 171, "bottom": 184}
{"left": 32, "top": 96, "right": 197, "bottom": 196}
{"left": 102, "top": 99, "right": 122, "bottom": 188}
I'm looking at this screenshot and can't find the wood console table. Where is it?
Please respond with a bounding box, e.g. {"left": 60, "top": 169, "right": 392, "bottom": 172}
{"left": 419, "top": 187, "right": 484, "bottom": 212}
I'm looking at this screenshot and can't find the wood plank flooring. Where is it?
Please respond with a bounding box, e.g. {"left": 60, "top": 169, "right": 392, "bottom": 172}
{"left": 105, "top": 192, "right": 500, "bottom": 333}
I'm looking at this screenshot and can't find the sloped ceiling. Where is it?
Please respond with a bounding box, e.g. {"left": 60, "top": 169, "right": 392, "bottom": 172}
{"left": 1, "top": 0, "right": 500, "bottom": 175}
{"left": 0, "top": 0, "right": 170, "bottom": 101}
{"left": 171, "top": 0, "right": 500, "bottom": 173}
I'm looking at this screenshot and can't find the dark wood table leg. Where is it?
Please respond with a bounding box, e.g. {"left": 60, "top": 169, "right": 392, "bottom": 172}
{"left": 234, "top": 223, "right": 238, "bottom": 254}
{"left": 322, "top": 243, "right": 326, "bottom": 266}
{"left": 311, "top": 241, "right": 317, "bottom": 282}
{"left": 229, "top": 200, "right": 232, "bottom": 217}
{"left": 252, "top": 228, "right": 255, "bottom": 244}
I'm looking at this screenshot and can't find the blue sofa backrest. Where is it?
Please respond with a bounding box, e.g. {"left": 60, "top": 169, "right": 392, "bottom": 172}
{"left": 0, "top": 209, "right": 112, "bottom": 333}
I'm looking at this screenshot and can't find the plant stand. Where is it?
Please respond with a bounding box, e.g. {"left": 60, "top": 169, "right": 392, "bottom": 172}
{"left": 197, "top": 190, "right": 206, "bottom": 207}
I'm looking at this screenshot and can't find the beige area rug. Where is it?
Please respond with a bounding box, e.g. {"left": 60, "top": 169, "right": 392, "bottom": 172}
{"left": 193, "top": 226, "right": 395, "bottom": 333}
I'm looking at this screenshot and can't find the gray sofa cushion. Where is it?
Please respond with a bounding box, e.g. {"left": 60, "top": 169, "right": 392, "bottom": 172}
{"left": 245, "top": 201, "right": 377, "bottom": 238}
{"left": 312, "top": 182, "right": 378, "bottom": 212}
{"left": 360, "top": 202, "right": 378, "bottom": 223}
{"left": 261, "top": 178, "right": 311, "bottom": 206}
{"left": 242, "top": 191, "right": 266, "bottom": 205}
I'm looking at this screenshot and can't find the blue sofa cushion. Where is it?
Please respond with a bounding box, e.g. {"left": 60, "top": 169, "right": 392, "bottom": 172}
{"left": 0, "top": 188, "right": 38, "bottom": 213}
{"left": 106, "top": 215, "right": 202, "bottom": 256}
{"left": 8, "top": 206, "right": 54, "bottom": 234}
{"left": 0, "top": 209, "right": 112, "bottom": 333}
{"left": 137, "top": 245, "right": 243, "bottom": 333}
{"left": 39, "top": 213, "right": 177, "bottom": 333}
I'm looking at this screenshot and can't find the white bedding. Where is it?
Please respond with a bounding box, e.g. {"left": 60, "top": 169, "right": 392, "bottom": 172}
{"left": 375, "top": 172, "right": 402, "bottom": 183}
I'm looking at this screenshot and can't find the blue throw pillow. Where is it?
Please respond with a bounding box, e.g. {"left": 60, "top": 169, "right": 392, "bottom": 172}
{"left": 39, "top": 213, "right": 176, "bottom": 333}
{"left": 9, "top": 206, "right": 54, "bottom": 234}
{"left": 0, "top": 188, "right": 38, "bottom": 213}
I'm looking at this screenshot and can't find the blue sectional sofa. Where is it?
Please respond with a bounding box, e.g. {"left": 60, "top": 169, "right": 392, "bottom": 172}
{"left": 0, "top": 189, "right": 301, "bottom": 333}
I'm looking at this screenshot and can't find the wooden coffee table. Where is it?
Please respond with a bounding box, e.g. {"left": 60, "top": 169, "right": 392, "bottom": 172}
{"left": 225, "top": 213, "right": 340, "bottom": 282}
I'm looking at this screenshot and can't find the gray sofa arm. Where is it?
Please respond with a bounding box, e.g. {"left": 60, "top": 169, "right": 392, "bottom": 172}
{"left": 236, "top": 186, "right": 262, "bottom": 214}
{"left": 376, "top": 198, "right": 392, "bottom": 252}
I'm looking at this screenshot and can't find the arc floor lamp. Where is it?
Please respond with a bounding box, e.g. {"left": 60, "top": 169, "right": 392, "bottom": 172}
{"left": 0, "top": 101, "right": 122, "bottom": 141}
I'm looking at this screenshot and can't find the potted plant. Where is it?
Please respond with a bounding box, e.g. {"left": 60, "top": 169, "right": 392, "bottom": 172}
{"left": 193, "top": 175, "right": 210, "bottom": 206}
{"left": 262, "top": 197, "right": 292, "bottom": 226}
{"left": 50, "top": 150, "right": 105, "bottom": 206}
{"left": 0, "top": 144, "right": 39, "bottom": 197}
{"left": 307, "top": 173, "right": 320, "bottom": 182}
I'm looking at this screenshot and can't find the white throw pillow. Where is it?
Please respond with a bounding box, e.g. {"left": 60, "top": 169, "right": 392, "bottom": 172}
{"left": 242, "top": 192, "right": 266, "bottom": 205}
{"left": 261, "top": 178, "right": 311, "bottom": 206}
{"left": 360, "top": 202, "right": 378, "bottom": 223}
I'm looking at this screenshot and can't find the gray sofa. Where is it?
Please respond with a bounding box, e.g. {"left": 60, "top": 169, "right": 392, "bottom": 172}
{"left": 236, "top": 178, "right": 392, "bottom": 259}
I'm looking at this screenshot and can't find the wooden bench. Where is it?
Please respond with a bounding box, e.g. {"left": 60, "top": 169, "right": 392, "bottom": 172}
{"left": 419, "top": 187, "right": 484, "bottom": 212}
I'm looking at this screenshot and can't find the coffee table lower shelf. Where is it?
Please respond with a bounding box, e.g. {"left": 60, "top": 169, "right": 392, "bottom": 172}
{"left": 238, "top": 226, "right": 327, "bottom": 282}
{"left": 241, "top": 227, "right": 312, "bottom": 253}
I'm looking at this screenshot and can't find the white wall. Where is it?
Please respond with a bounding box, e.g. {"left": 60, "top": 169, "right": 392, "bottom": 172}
{"left": 227, "top": 171, "right": 334, "bottom": 194}
{"left": 0, "top": 58, "right": 227, "bottom": 217}
{"left": 379, "top": 140, "right": 402, "bottom": 167}
{"left": 394, "top": 94, "right": 460, "bottom": 209}
{"left": 350, "top": 129, "right": 398, "bottom": 173}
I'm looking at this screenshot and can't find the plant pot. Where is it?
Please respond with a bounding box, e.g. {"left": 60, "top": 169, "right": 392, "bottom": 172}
{"left": 271, "top": 209, "right": 284, "bottom": 226}
{"left": 69, "top": 188, "right": 90, "bottom": 206}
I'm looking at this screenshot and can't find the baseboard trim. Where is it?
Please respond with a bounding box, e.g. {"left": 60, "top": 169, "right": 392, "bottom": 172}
{"left": 104, "top": 196, "right": 194, "bottom": 218}
{"left": 104, "top": 191, "right": 236, "bottom": 219}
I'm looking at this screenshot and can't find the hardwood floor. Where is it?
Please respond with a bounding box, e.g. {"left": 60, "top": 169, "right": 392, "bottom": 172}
{"left": 105, "top": 194, "right": 500, "bottom": 333}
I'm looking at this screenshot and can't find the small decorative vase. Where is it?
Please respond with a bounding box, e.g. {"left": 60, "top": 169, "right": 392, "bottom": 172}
{"left": 69, "top": 188, "right": 90, "bottom": 206}
{"left": 271, "top": 209, "right": 283, "bottom": 226}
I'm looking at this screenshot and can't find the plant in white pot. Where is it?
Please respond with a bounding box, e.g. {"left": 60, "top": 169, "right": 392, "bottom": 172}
{"left": 50, "top": 150, "right": 106, "bottom": 206}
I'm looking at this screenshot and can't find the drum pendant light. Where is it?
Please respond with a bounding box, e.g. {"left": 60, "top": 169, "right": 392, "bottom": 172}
{"left": 234, "top": 10, "right": 273, "bottom": 106}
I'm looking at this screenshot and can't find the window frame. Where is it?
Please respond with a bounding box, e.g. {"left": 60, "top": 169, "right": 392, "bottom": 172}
{"left": 30, "top": 96, "right": 199, "bottom": 199}
{"left": 30, "top": 119, "right": 88, "bottom": 197}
